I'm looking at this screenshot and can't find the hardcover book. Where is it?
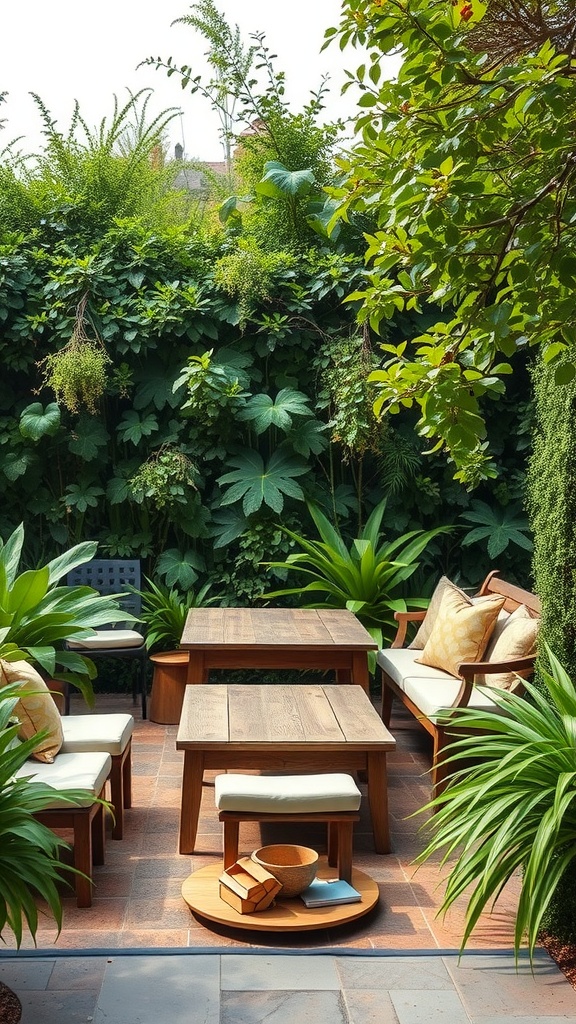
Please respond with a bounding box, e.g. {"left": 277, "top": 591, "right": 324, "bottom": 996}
{"left": 299, "top": 878, "right": 361, "bottom": 908}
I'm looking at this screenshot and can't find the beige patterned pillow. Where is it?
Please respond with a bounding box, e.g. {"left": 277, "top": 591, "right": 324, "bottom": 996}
{"left": 408, "top": 576, "right": 471, "bottom": 649}
{"left": 415, "top": 588, "right": 505, "bottom": 678}
{"left": 0, "top": 659, "right": 63, "bottom": 763}
{"left": 478, "top": 604, "right": 539, "bottom": 690}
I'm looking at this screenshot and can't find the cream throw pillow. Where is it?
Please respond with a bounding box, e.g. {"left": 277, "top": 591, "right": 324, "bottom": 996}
{"left": 415, "top": 588, "right": 505, "bottom": 678}
{"left": 477, "top": 604, "right": 539, "bottom": 690}
{"left": 0, "top": 659, "right": 63, "bottom": 763}
{"left": 408, "top": 576, "right": 471, "bottom": 649}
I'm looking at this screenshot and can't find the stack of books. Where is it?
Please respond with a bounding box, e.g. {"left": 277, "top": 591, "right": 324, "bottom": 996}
{"left": 299, "top": 878, "right": 361, "bottom": 907}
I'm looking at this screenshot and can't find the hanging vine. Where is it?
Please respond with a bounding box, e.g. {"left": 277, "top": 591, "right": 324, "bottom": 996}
{"left": 37, "top": 293, "right": 111, "bottom": 414}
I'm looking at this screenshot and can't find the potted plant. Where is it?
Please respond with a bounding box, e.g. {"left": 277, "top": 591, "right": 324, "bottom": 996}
{"left": 0, "top": 524, "right": 131, "bottom": 706}
{"left": 134, "top": 578, "right": 216, "bottom": 724}
{"left": 415, "top": 643, "right": 576, "bottom": 961}
{"left": 0, "top": 681, "right": 98, "bottom": 946}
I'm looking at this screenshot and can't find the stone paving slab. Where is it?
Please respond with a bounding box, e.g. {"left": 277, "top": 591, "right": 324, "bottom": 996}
{"left": 444, "top": 952, "right": 576, "bottom": 1019}
{"left": 94, "top": 954, "right": 220, "bottom": 1024}
{"left": 2, "top": 951, "right": 576, "bottom": 1024}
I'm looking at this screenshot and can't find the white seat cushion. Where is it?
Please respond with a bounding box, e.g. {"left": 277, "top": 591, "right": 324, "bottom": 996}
{"left": 378, "top": 647, "right": 503, "bottom": 720}
{"left": 61, "top": 714, "right": 134, "bottom": 756}
{"left": 67, "top": 630, "right": 144, "bottom": 650}
{"left": 215, "top": 773, "right": 362, "bottom": 813}
{"left": 16, "top": 751, "right": 112, "bottom": 807}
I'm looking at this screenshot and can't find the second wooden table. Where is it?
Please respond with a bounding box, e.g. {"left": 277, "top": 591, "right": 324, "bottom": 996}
{"left": 180, "top": 607, "right": 377, "bottom": 693}
{"left": 176, "top": 682, "right": 395, "bottom": 856}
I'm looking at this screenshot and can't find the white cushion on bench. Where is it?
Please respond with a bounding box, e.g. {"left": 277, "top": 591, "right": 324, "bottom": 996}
{"left": 61, "top": 714, "right": 134, "bottom": 756}
{"left": 67, "top": 630, "right": 144, "bottom": 649}
{"left": 377, "top": 648, "right": 503, "bottom": 720}
{"left": 15, "top": 751, "right": 112, "bottom": 807}
{"left": 215, "top": 773, "right": 362, "bottom": 814}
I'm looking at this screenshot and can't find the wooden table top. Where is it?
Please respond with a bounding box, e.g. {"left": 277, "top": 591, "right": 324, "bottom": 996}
{"left": 180, "top": 607, "right": 377, "bottom": 651}
{"left": 176, "top": 683, "right": 395, "bottom": 752}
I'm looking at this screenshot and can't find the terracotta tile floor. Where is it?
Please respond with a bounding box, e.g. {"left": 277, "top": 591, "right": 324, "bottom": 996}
{"left": 9, "top": 688, "right": 522, "bottom": 951}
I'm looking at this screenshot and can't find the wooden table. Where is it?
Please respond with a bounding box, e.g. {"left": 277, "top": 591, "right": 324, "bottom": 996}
{"left": 181, "top": 861, "right": 379, "bottom": 931}
{"left": 176, "top": 683, "right": 395, "bottom": 856}
{"left": 180, "top": 608, "right": 377, "bottom": 693}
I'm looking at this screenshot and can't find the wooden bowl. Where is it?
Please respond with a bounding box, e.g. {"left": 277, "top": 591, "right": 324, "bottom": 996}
{"left": 251, "top": 844, "right": 319, "bottom": 898}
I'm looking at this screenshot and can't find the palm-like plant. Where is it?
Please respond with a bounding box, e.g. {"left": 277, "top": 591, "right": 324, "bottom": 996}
{"left": 263, "top": 500, "right": 449, "bottom": 656}
{"left": 0, "top": 682, "right": 97, "bottom": 946}
{"left": 415, "top": 644, "right": 576, "bottom": 960}
{"left": 135, "top": 578, "right": 216, "bottom": 652}
{"left": 0, "top": 524, "right": 130, "bottom": 704}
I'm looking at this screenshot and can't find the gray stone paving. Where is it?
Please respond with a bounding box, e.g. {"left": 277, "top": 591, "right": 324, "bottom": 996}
{"left": 2, "top": 950, "right": 576, "bottom": 1024}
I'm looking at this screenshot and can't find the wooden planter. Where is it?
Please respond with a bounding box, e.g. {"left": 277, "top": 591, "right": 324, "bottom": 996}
{"left": 148, "top": 651, "right": 189, "bottom": 725}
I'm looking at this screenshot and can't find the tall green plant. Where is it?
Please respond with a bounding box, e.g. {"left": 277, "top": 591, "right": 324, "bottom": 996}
{"left": 415, "top": 645, "right": 576, "bottom": 959}
{"left": 0, "top": 524, "right": 129, "bottom": 704}
{"left": 0, "top": 682, "right": 99, "bottom": 945}
{"left": 134, "top": 577, "right": 216, "bottom": 651}
{"left": 264, "top": 500, "right": 449, "bottom": 656}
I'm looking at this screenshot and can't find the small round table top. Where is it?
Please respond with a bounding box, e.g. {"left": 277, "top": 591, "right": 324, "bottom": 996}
{"left": 181, "top": 861, "right": 379, "bottom": 932}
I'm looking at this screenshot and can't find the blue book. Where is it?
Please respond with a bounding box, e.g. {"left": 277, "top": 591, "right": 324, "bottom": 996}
{"left": 299, "top": 878, "right": 361, "bottom": 907}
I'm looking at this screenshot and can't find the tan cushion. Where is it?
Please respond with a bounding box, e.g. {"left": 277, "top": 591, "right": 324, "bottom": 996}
{"left": 477, "top": 604, "right": 539, "bottom": 690}
{"left": 15, "top": 751, "right": 112, "bottom": 807}
{"left": 67, "top": 629, "right": 144, "bottom": 650}
{"left": 0, "top": 660, "right": 63, "bottom": 763}
{"left": 415, "top": 588, "right": 505, "bottom": 678}
{"left": 215, "top": 773, "right": 362, "bottom": 813}
{"left": 61, "top": 713, "right": 134, "bottom": 756}
{"left": 408, "top": 577, "right": 471, "bottom": 649}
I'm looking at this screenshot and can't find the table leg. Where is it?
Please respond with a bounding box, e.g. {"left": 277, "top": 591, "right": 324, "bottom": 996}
{"left": 351, "top": 651, "right": 370, "bottom": 693}
{"left": 179, "top": 751, "right": 204, "bottom": 854}
{"left": 366, "top": 751, "right": 390, "bottom": 854}
{"left": 186, "top": 653, "right": 207, "bottom": 684}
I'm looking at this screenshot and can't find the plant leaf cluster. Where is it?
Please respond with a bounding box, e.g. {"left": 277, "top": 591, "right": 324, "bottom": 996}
{"left": 416, "top": 645, "right": 576, "bottom": 960}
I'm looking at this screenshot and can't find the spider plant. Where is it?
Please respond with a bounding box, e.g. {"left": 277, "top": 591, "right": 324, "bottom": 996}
{"left": 415, "top": 644, "right": 576, "bottom": 961}
{"left": 263, "top": 499, "right": 449, "bottom": 661}
{"left": 0, "top": 681, "right": 100, "bottom": 946}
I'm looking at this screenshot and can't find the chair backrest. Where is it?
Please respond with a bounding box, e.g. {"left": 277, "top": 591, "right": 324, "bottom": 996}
{"left": 477, "top": 570, "right": 540, "bottom": 617}
{"left": 66, "top": 559, "right": 142, "bottom": 618}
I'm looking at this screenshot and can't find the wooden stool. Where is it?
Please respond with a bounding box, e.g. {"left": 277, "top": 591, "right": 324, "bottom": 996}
{"left": 215, "top": 773, "right": 362, "bottom": 883}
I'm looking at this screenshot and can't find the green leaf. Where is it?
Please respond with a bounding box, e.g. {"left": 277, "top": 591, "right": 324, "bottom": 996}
{"left": 237, "top": 389, "right": 311, "bottom": 435}
{"left": 218, "top": 448, "right": 308, "bottom": 515}
{"left": 256, "top": 161, "right": 315, "bottom": 198}
{"left": 19, "top": 402, "right": 61, "bottom": 441}
{"left": 68, "top": 415, "right": 110, "bottom": 460}
{"left": 117, "top": 411, "right": 158, "bottom": 445}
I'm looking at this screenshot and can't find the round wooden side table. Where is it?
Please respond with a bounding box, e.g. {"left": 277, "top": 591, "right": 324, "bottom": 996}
{"left": 182, "top": 861, "right": 379, "bottom": 932}
{"left": 148, "top": 651, "right": 189, "bottom": 724}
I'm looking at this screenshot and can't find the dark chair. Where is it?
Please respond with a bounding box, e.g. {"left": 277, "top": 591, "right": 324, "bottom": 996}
{"left": 65, "top": 559, "right": 148, "bottom": 719}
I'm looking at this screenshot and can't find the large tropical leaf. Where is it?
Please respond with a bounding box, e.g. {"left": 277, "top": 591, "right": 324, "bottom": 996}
{"left": 218, "top": 449, "right": 308, "bottom": 515}
{"left": 256, "top": 161, "right": 315, "bottom": 199}
{"left": 237, "top": 389, "right": 311, "bottom": 435}
{"left": 460, "top": 500, "right": 533, "bottom": 558}
{"left": 19, "top": 402, "right": 61, "bottom": 441}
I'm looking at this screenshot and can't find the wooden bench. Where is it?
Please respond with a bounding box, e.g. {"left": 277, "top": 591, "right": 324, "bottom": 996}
{"left": 378, "top": 571, "right": 540, "bottom": 800}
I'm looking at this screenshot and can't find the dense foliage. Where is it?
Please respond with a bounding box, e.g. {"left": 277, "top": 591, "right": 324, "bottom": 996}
{"left": 0, "top": 4, "right": 536, "bottom": 617}
{"left": 328, "top": 0, "right": 576, "bottom": 487}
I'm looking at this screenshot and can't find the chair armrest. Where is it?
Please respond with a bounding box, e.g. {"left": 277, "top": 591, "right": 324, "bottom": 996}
{"left": 451, "top": 654, "right": 536, "bottom": 709}
{"left": 457, "top": 654, "right": 536, "bottom": 679}
{"left": 391, "top": 610, "right": 427, "bottom": 649}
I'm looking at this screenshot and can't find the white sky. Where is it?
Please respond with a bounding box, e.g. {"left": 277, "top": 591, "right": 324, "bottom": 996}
{"left": 0, "top": 0, "right": 371, "bottom": 162}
